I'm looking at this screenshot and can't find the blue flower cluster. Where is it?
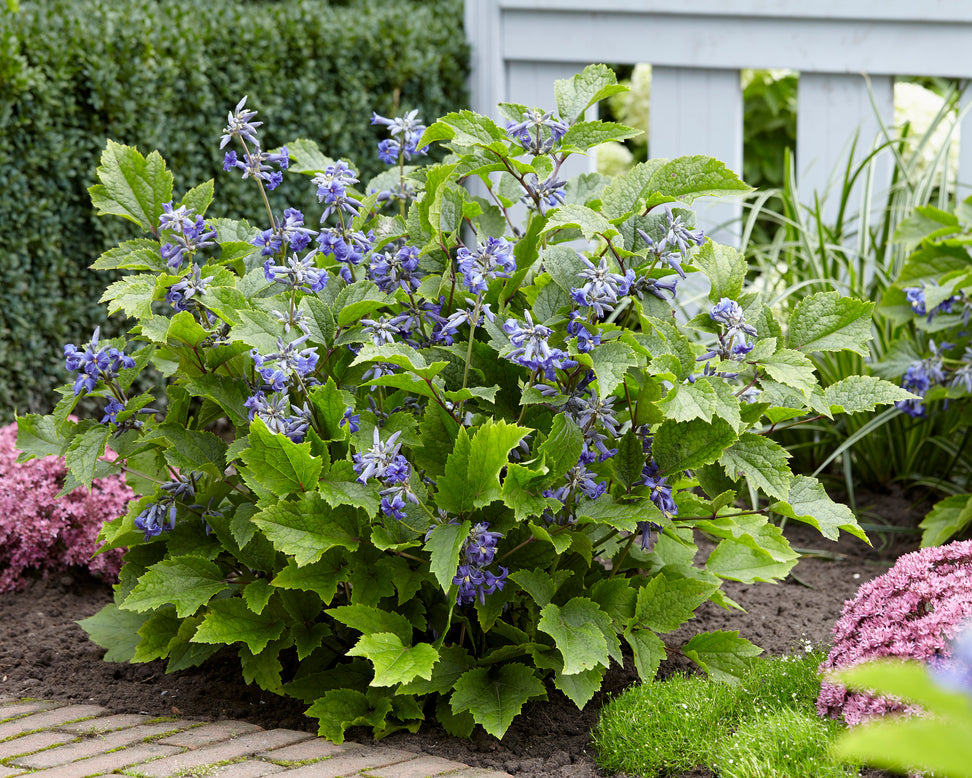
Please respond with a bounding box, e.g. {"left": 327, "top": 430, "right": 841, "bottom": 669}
{"left": 503, "top": 311, "right": 575, "bottom": 379}
{"left": 63, "top": 328, "right": 135, "bottom": 397}
{"left": 351, "top": 428, "right": 417, "bottom": 520}
{"left": 369, "top": 245, "right": 421, "bottom": 293}
{"left": 133, "top": 473, "right": 198, "bottom": 541}
{"left": 904, "top": 285, "right": 960, "bottom": 323}
{"left": 636, "top": 209, "right": 705, "bottom": 279}
{"left": 456, "top": 237, "right": 516, "bottom": 294}
{"left": 372, "top": 110, "right": 428, "bottom": 165}
{"left": 453, "top": 522, "right": 508, "bottom": 606}
{"left": 158, "top": 202, "right": 217, "bottom": 272}
{"left": 220, "top": 97, "right": 289, "bottom": 191}
{"left": 506, "top": 108, "right": 568, "bottom": 155}
{"left": 704, "top": 297, "right": 757, "bottom": 361}
{"left": 252, "top": 208, "right": 316, "bottom": 258}
{"left": 570, "top": 256, "right": 635, "bottom": 318}
{"left": 896, "top": 340, "right": 952, "bottom": 418}
{"left": 243, "top": 335, "right": 319, "bottom": 441}
{"left": 165, "top": 264, "right": 214, "bottom": 313}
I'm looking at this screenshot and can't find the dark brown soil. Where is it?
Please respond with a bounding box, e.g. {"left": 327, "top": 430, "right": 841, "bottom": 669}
{"left": 0, "top": 486, "right": 927, "bottom": 777}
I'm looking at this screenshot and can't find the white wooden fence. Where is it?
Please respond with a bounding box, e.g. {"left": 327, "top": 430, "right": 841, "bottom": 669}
{"left": 464, "top": 0, "right": 972, "bottom": 242}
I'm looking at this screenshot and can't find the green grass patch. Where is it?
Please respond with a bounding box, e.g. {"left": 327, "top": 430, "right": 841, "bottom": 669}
{"left": 592, "top": 651, "right": 860, "bottom": 777}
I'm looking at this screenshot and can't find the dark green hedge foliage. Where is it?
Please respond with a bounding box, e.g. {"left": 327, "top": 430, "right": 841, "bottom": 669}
{"left": 0, "top": 0, "right": 468, "bottom": 422}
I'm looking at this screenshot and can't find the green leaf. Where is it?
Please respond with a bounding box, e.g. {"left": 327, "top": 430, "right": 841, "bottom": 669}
{"left": 252, "top": 495, "right": 359, "bottom": 567}
{"left": 88, "top": 140, "right": 173, "bottom": 230}
{"left": 510, "top": 569, "right": 573, "bottom": 608}
{"left": 398, "top": 645, "right": 476, "bottom": 696}
{"left": 611, "top": 429, "right": 646, "bottom": 489}
{"left": 100, "top": 274, "right": 157, "bottom": 319}
{"left": 682, "top": 631, "right": 762, "bottom": 682}
{"left": 91, "top": 239, "right": 167, "bottom": 272}
{"left": 653, "top": 417, "right": 737, "bottom": 475}
{"left": 191, "top": 598, "right": 285, "bottom": 654}
{"left": 335, "top": 281, "right": 395, "bottom": 327}
{"left": 554, "top": 665, "right": 604, "bottom": 710}
{"left": 705, "top": 536, "right": 798, "bottom": 583}
{"left": 242, "top": 580, "right": 274, "bottom": 615}
{"left": 561, "top": 121, "right": 643, "bottom": 151}
{"left": 641, "top": 156, "right": 752, "bottom": 206}
{"left": 285, "top": 137, "right": 335, "bottom": 173}
{"left": 133, "top": 608, "right": 181, "bottom": 663}
{"left": 239, "top": 418, "right": 323, "bottom": 497}
{"left": 538, "top": 598, "right": 611, "bottom": 675}
{"left": 542, "top": 244, "right": 587, "bottom": 296}
{"left": 624, "top": 628, "right": 667, "bottom": 682}
{"left": 658, "top": 377, "right": 742, "bottom": 429}
{"left": 347, "top": 633, "right": 438, "bottom": 687}
{"left": 919, "top": 493, "right": 972, "bottom": 547}
{"left": 326, "top": 604, "right": 414, "bottom": 645}
{"left": 589, "top": 341, "right": 640, "bottom": 396}
{"left": 451, "top": 664, "right": 546, "bottom": 739}
{"left": 718, "top": 433, "right": 791, "bottom": 501}
{"left": 788, "top": 292, "right": 874, "bottom": 355}
{"left": 418, "top": 110, "right": 506, "bottom": 149}
{"left": 539, "top": 414, "right": 584, "bottom": 482}
{"left": 121, "top": 556, "right": 230, "bottom": 618}
{"left": 307, "top": 689, "right": 392, "bottom": 744}
{"left": 758, "top": 349, "right": 818, "bottom": 396}
{"left": 554, "top": 63, "right": 627, "bottom": 123}
{"left": 633, "top": 575, "right": 717, "bottom": 633}
{"left": 155, "top": 423, "right": 227, "bottom": 473}
{"left": 78, "top": 603, "right": 150, "bottom": 663}
{"left": 436, "top": 420, "right": 529, "bottom": 514}
{"left": 822, "top": 375, "right": 918, "bottom": 414}
{"left": 15, "top": 413, "right": 71, "bottom": 460}
{"left": 769, "top": 475, "right": 867, "bottom": 542}
{"left": 64, "top": 425, "right": 110, "bottom": 490}
{"left": 425, "top": 520, "right": 470, "bottom": 595}
{"left": 272, "top": 553, "right": 347, "bottom": 603}
{"left": 695, "top": 241, "right": 746, "bottom": 303}
{"left": 542, "top": 203, "right": 617, "bottom": 241}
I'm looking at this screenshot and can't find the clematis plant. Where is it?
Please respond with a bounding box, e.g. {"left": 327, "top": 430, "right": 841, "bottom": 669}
{"left": 17, "top": 65, "right": 913, "bottom": 741}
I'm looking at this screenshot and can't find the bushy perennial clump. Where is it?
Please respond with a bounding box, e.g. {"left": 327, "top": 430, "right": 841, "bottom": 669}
{"left": 0, "top": 423, "right": 130, "bottom": 592}
{"left": 17, "top": 66, "right": 912, "bottom": 740}
{"left": 817, "top": 540, "right": 972, "bottom": 725}
{"left": 872, "top": 202, "right": 972, "bottom": 545}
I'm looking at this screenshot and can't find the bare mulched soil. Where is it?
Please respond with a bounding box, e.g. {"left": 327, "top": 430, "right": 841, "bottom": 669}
{"left": 0, "top": 486, "right": 928, "bottom": 778}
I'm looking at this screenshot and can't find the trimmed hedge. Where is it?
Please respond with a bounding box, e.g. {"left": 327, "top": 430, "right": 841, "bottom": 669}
{"left": 0, "top": 0, "right": 468, "bottom": 422}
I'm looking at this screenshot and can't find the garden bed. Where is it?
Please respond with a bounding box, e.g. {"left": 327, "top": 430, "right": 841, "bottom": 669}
{"left": 0, "top": 486, "right": 924, "bottom": 778}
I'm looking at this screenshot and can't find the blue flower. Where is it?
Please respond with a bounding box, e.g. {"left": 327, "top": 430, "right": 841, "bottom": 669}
{"left": 263, "top": 250, "right": 328, "bottom": 294}
{"left": 313, "top": 162, "right": 362, "bottom": 221}
{"left": 340, "top": 407, "right": 361, "bottom": 433}
{"left": 570, "top": 255, "right": 635, "bottom": 318}
{"left": 369, "top": 245, "right": 421, "bottom": 293}
{"left": 506, "top": 108, "right": 568, "bottom": 154}
{"left": 503, "top": 311, "right": 574, "bottom": 378}
{"left": 521, "top": 174, "right": 567, "bottom": 214}
{"left": 101, "top": 398, "right": 126, "bottom": 425}
{"left": 352, "top": 428, "right": 405, "bottom": 484}
{"left": 641, "top": 461, "right": 678, "bottom": 519}
{"left": 134, "top": 500, "right": 178, "bottom": 541}
{"left": 165, "top": 265, "right": 214, "bottom": 312}
{"left": 456, "top": 237, "right": 516, "bottom": 294}
{"left": 63, "top": 328, "right": 135, "bottom": 397}
{"left": 371, "top": 109, "right": 428, "bottom": 163}
{"left": 452, "top": 522, "right": 508, "bottom": 605}
{"left": 219, "top": 96, "right": 262, "bottom": 148}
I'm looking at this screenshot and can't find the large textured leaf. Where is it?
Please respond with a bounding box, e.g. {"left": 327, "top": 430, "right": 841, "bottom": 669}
{"left": 659, "top": 377, "right": 741, "bottom": 429}
{"left": 542, "top": 203, "right": 618, "bottom": 242}
{"left": 451, "top": 663, "right": 546, "bottom": 738}
{"left": 191, "top": 598, "right": 285, "bottom": 654}
{"left": 425, "top": 520, "right": 470, "bottom": 595}
{"left": 555, "top": 63, "right": 626, "bottom": 123}
{"left": 252, "top": 494, "right": 359, "bottom": 567}
{"left": 682, "top": 630, "right": 762, "bottom": 682}
{"left": 538, "top": 598, "right": 611, "bottom": 675}
{"left": 239, "top": 418, "right": 323, "bottom": 498}
{"left": 695, "top": 241, "right": 746, "bottom": 302}
{"left": 326, "top": 604, "right": 414, "bottom": 644}
{"left": 653, "top": 417, "right": 737, "bottom": 475}
{"left": 78, "top": 604, "right": 151, "bottom": 663}
{"left": 436, "top": 420, "right": 529, "bottom": 514}
{"left": 88, "top": 140, "right": 173, "bottom": 230}
{"left": 120, "top": 556, "right": 230, "bottom": 618}
{"left": 347, "top": 633, "right": 438, "bottom": 687}
{"left": 718, "top": 433, "right": 792, "bottom": 501}
{"left": 307, "top": 689, "right": 393, "bottom": 744}
{"left": 624, "top": 628, "right": 667, "bottom": 682}
{"left": 633, "top": 575, "right": 717, "bottom": 633}
{"left": 769, "top": 475, "right": 867, "bottom": 542}
{"left": 589, "top": 341, "right": 641, "bottom": 396}
{"left": 788, "top": 292, "right": 874, "bottom": 355}
{"left": 823, "top": 375, "right": 917, "bottom": 414}
{"left": 919, "top": 493, "right": 972, "bottom": 547}
{"left": 63, "top": 425, "right": 110, "bottom": 490}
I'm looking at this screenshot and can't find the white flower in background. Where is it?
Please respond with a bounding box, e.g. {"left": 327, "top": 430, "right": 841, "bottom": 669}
{"left": 594, "top": 141, "right": 634, "bottom": 177}
{"left": 608, "top": 63, "right": 651, "bottom": 145}
{"left": 894, "top": 81, "right": 959, "bottom": 180}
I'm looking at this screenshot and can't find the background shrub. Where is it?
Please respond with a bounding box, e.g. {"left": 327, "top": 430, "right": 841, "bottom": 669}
{"left": 0, "top": 0, "right": 468, "bottom": 422}
{"left": 0, "top": 422, "right": 131, "bottom": 591}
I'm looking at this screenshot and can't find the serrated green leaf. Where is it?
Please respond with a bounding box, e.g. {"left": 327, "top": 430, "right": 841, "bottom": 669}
{"left": 272, "top": 552, "right": 347, "bottom": 603}
{"left": 682, "top": 630, "right": 762, "bottom": 682}
{"left": 15, "top": 414, "right": 72, "bottom": 460}
{"left": 347, "top": 633, "right": 438, "bottom": 687}
{"left": 542, "top": 203, "right": 617, "bottom": 241}
{"left": 554, "top": 63, "right": 627, "bottom": 123}
{"left": 64, "top": 425, "right": 110, "bottom": 490}
{"left": 554, "top": 664, "right": 604, "bottom": 710}
{"left": 788, "top": 292, "right": 874, "bottom": 355}
{"left": 252, "top": 494, "right": 359, "bottom": 567}
{"left": 155, "top": 423, "right": 227, "bottom": 472}
{"left": 121, "top": 556, "right": 229, "bottom": 618}
{"left": 539, "top": 414, "right": 584, "bottom": 482}
{"left": 705, "top": 537, "right": 798, "bottom": 583}
{"left": 719, "top": 433, "right": 791, "bottom": 501}
{"left": 659, "top": 377, "right": 742, "bottom": 429}
{"left": 335, "top": 281, "right": 394, "bottom": 327}
{"left": 562, "top": 120, "right": 642, "bottom": 151}
{"left": 436, "top": 420, "right": 529, "bottom": 514}
{"left": 425, "top": 520, "right": 470, "bottom": 595}
{"left": 91, "top": 239, "right": 167, "bottom": 272}
{"left": 510, "top": 569, "right": 573, "bottom": 608}
{"left": 451, "top": 663, "right": 546, "bottom": 739}
{"left": 418, "top": 110, "right": 506, "bottom": 149}
{"left": 191, "top": 597, "right": 285, "bottom": 654}
{"left": 919, "top": 493, "right": 972, "bottom": 547}
{"left": 589, "top": 341, "right": 641, "bottom": 397}
{"left": 78, "top": 603, "right": 151, "bottom": 663}
{"left": 538, "top": 598, "right": 611, "bottom": 675}
{"left": 624, "top": 628, "right": 667, "bottom": 682}
{"left": 769, "top": 475, "right": 867, "bottom": 542}
{"left": 306, "top": 689, "right": 392, "bottom": 744}
{"left": 133, "top": 608, "right": 180, "bottom": 663}
{"left": 239, "top": 418, "right": 323, "bottom": 497}
{"left": 654, "top": 417, "right": 737, "bottom": 475}
{"left": 823, "top": 375, "right": 918, "bottom": 414}
{"left": 398, "top": 645, "right": 476, "bottom": 696}
{"left": 759, "top": 349, "right": 818, "bottom": 396}
{"left": 286, "top": 137, "right": 335, "bottom": 173}
{"left": 88, "top": 140, "right": 173, "bottom": 230}
{"left": 242, "top": 579, "right": 274, "bottom": 615}
{"left": 100, "top": 274, "right": 157, "bottom": 319}
{"left": 633, "top": 575, "right": 717, "bottom": 633}
{"left": 695, "top": 241, "right": 746, "bottom": 302}
{"left": 326, "top": 604, "right": 414, "bottom": 644}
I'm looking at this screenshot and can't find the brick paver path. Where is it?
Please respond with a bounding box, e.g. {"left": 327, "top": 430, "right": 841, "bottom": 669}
{"left": 0, "top": 697, "right": 511, "bottom": 778}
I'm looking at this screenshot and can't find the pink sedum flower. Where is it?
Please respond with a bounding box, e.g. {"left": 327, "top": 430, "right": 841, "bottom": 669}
{"left": 817, "top": 540, "right": 972, "bottom": 725}
{"left": 0, "top": 423, "right": 132, "bottom": 592}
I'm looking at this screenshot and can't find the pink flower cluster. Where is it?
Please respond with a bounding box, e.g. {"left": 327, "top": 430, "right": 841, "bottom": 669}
{"left": 0, "top": 422, "right": 132, "bottom": 592}
{"left": 817, "top": 540, "right": 972, "bottom": 725}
